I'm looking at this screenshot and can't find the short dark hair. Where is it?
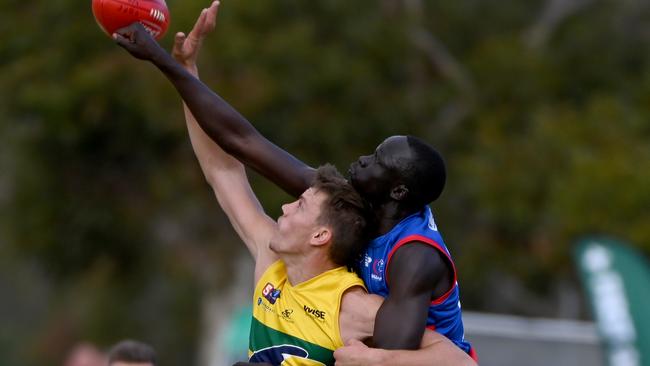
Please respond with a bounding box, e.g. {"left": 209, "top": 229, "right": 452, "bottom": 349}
{"left": 402, "top": 136, "right": 446, "bottom": 206}
{"left": 107, "top": 340, "right": 157, "bottom": 366}
{"left": 312, "top": 164, "right": 372, "bottom": 267}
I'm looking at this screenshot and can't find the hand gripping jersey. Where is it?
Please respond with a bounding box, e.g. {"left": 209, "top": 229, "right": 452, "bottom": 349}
{"left": 359, "top": 206, "right": 475, "bottom": 358}
{"left": 249, "top": 260, "right": 365, "bottom": 366}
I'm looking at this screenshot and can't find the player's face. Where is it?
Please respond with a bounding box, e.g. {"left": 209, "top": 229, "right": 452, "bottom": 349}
{"left": 348, "top": 135, "right": 413, "bottom": 202}
{"left": 271, "top": 188, "right": 328, "bottom": 254}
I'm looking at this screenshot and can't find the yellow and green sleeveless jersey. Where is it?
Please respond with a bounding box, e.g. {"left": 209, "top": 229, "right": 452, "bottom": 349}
{"left": 248, "top": 260, "right": 365, "bottom": 366}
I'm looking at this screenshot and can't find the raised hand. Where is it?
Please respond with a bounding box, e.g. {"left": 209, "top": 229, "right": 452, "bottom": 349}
{"left": 113, "top": 22, "right": 166, "bottom": 61}
{"left": 172, "top": 0, "right": 220, "bottom": 71}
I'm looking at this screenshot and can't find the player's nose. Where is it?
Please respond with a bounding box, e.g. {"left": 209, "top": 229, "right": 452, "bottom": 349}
{"left": 358, "top": 155, "right": 370, "bottom": 168}
{"left": 281, "top": 201, "right": 295, "bottom": 215}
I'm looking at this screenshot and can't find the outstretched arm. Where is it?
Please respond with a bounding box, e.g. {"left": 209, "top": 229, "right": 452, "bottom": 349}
{"left": 172, "top": 2, "right": 277, "bottom": 278}
{"left": 113, "top": 14, "right": 315, "bottom": 198}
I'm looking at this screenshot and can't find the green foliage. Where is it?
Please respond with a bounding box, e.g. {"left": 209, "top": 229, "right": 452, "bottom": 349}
{"left": 1, "top": 0, "right": 650, "bottom": 364}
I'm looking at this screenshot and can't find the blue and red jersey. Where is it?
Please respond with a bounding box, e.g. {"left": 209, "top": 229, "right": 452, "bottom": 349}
{"left": 358, "top": 206, "right": 475, "bottom": 358}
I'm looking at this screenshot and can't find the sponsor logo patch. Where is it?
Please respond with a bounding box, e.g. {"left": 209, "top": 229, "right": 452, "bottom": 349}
{"left": 428, "top": 213, "right": 438, "bottom": 231}
{"left": 304, "top": 305, "right": 326, "bottom": 321}
{"left": 257, "top": 297, "right": 275, "bottom": 314}
{"left": 262, "top": 282, "right": 281, "bottom": 304}
{"left": 281, "top": 308, "right": 294, "bottom": 322}
{"left": 371, "top": 259, "right": 385, "bottom": 281}
{"left": 363, "top": 254, "right": 372, "bottom": 268}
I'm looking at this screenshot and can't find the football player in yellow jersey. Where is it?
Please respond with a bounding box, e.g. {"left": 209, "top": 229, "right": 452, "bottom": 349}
{"left": 115, "top": 3, "right": 475, "bottom": 366}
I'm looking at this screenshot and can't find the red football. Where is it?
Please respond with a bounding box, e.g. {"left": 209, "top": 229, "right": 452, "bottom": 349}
{"left": 92, "top": 0, "right": 170, "bottom": 40}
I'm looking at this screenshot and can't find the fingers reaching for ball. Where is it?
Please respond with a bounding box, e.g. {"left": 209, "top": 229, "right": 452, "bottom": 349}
{"left": 113, "top": 22, "right": 141, "bottom": 46}
{"left": 112, "top": 1, "right": 220, "bottom": 66}
{"left": 113, "top": 22, "right": 165, "bottom": 61}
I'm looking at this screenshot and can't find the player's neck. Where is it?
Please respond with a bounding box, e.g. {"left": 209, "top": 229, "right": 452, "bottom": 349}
{"left": 282, "top": 251, "right": 337, "bottom": 286}
{"left": 374, "top": 202, "right": 420, "bottom": 236}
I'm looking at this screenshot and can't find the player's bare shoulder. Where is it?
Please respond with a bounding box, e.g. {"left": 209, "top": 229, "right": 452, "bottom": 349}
{"left": 339, "top": 286, "right": 383, "bottom": 344}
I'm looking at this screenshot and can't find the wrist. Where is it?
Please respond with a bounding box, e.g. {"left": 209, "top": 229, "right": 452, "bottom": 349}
{"left": 150, "top": 46, "right": 171, "bottom": 66}
{"left": 152, "top": 49, "right": 182, "bottom": 75}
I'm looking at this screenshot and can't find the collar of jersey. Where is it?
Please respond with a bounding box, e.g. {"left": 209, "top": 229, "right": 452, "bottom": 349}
{"left": 285, "top": 265, "right": 347, "bottom": 289}
{"left": 368, "top": 206, "right": 429, "bottom": 247}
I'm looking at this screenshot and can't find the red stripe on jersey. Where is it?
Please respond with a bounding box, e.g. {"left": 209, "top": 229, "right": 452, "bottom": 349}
{"left": 469, "top": 347, "right": 479, "bottom": 363}
{"left": 385, "top": 234, "right": 458, "bottom": 304}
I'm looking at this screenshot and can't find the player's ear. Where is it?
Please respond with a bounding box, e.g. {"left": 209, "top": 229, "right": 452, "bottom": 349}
{"left": 390, "top": 184, "right": 409, "bottom": 201}
{"left": 311, "top": 227, "right": 332, "bottom": 247}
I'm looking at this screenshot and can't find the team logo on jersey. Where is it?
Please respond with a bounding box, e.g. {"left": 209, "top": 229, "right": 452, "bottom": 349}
{"left": 281, "top": 308, "right": 294, "bottom": 322}
{"left": 250, "top": 344, "right": 325, "bottom": 365}
{"left": 303, "top": 305, "right": 326, "bottom": 321}
{"left": 371, "top": 259, "right": 385, "bottom": 281}
{"left": 262, "top": 282, "right": 281, "bottom": 304}
{"left": 428, "top": 213, "right": 438, "bottom": 231}
{"left": 257, "top": 297, "right": 275, "bottom": 314}
{"left": 363, "top": 254, "right": 372, "bottom": 268}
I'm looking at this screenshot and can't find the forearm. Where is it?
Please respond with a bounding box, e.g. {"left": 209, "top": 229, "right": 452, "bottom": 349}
{"left": 371, "top": 330, "right": 475, "bottom": 366}
{"left": 181, "top": 85, "right": 269, "bottom": 255}
{"left": 153, "top": 52, "right": 253, "bottom": 156}
{"left": 183, "top": 101, "right": 241, "bottom": 178}
{"left": 152, "top": 52, "right": 314, "bottom": 197}
{"left": 177, "top": 59, "right": 241, "bottom": 180}
{"left": 372, "top": 346, "right": 476, "bottom": 366}
{"left": 335, "top": 333, "right": 475, "bottom": 366}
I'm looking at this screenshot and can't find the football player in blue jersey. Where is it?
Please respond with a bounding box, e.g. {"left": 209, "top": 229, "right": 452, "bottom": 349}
{"left": 113, "top": 2, "right": 476, "bottom": 363}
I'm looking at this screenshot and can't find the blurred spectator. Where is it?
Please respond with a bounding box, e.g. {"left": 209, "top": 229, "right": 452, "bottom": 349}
{"left": 107, "top": 339, "right": 157, "bottom": 366}
{"left": 63, "top": 342, "right": 106, "bottom": 366}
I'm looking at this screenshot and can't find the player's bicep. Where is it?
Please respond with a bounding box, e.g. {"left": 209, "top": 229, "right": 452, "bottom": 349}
{"left": 373, "top": 287, "right": 431, "bottom": 349}
{"left": 387, "top": 243, "right": 450, "bottom": 297}
{"left": 339, "top": 287, "right": 383, "bottom": 345}
{"left": 373, "top": 244, "right": 445, "bottom": 349}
